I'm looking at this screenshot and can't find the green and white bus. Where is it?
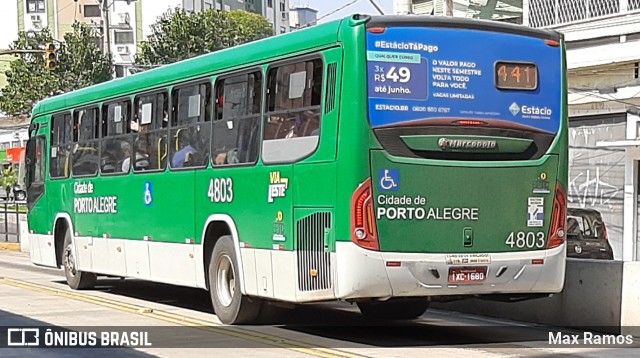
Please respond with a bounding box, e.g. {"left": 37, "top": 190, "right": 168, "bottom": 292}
{"left": 26, "top": 15, "right": 568, "bottom": 324}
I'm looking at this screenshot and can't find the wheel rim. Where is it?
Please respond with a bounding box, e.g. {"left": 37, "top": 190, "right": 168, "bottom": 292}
{"left": 63, "top": 244, "right": 77, "bottom": 277}
{"left": 216, "top": 254, "right": 235, "bottom": 307}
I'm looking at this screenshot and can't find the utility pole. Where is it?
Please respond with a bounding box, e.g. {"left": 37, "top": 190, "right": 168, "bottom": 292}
{"left": 0, "top": 49, "right": 45, "bottom": 55}
{"left": 393, "top": 0, "right": 412, "bottom": 15}
{"left": 102, "top": 0, "right": 112, "bottom": 56}
{"left": 273, "top": 0, "right": 277, "bottom": 34}
{"left": 446, "top": 0, "right": 454, "bottom": 16}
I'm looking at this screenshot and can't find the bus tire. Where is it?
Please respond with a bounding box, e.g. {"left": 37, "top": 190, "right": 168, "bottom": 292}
{"left": 62, "top": 228, "right": 96, "bottom": 290}
{"left": 357, "top": 298, "right": 429, "bottom": 320}
{"left": 209, "top": 235, "right": 262, "bottom": 324}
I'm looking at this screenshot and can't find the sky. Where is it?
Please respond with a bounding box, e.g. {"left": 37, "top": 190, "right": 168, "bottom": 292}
{"left": 299, "top": 0, "right": 395, "bottom": 23}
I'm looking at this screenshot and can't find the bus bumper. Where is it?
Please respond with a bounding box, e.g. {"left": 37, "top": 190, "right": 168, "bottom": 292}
{"left": 335, "top": 241, "right": 566, "bottom": 300}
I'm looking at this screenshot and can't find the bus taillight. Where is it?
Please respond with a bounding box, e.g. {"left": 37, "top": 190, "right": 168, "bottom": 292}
{"left": 545, "top": 39, "right": 560, "bottom": 47}
{"left": 547, "top": 183, "right": 567, "bottom": 249}
{"left": 368, "top": 27, "right": 386, "bottom": 34}
{"left": 452, "top": 120, "right": 488, "bottom": 126}
{"left": 351, "top": 178, "right": 380, "bottom": 251}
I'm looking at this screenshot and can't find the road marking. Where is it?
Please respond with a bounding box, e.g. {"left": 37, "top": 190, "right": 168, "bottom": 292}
{"left": 0, "top": 277, "right": 367, "bottom": 358}
{"left": 0, "top": 243, "right": 20, "bottom": 251}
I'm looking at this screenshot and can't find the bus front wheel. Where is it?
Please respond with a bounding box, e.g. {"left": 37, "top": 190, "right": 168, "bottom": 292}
{"left": 357, "top": 298, "right": 429, "bottom": 320}
{"left": 209, "top": 235, "right": 262, "bottom": 324}
{"left": 62, "top": 228, "right": 96, "bottom": 290}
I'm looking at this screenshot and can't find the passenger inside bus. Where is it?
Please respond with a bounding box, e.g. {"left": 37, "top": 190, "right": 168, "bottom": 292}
{"left": 119, "top": 142, "right": 132, "bottom": 172}
{"left": 101, "top": 140, "right": 121, "bottom": 173}
{"left": 214, "top": 117, "right": 259, "bottom": 165}
{"left": 72, "top": 145, "right": 98, "bottom": 175}
{"left": 266, "top": 110, "right": 319, "bottom": 140}
{"left": 135, "top": 138, "right": 151, "bottom": 170}
{"left": 172, "top": 130, "right": 197, "bottom": 168}
{"left": 214, "top": 148, "right": 238, "bottom": 165}
{"left": 121, "top": 141, "right": 150, "bottom": 172}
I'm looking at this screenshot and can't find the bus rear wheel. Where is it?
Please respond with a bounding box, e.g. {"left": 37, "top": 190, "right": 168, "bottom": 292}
{"left": 357, "top": 298, "right": 429, "bottom": 320}
{"left": 209, "top": 235, "right": 262, "bottom": 324}
{"left": 62, "top": 228, "right": 96, "bottom": 290}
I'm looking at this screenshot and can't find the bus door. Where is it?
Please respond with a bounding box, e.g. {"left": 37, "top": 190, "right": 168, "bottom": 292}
{"left": 364, "top": 24, "right": 564, "bottom": 255}
{"left": 26, "top": 122, "right": 53, "bottom": 266}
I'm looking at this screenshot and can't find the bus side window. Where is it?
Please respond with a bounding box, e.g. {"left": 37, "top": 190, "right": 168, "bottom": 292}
{"left": 50, "top": 112, "right": 72, "bottom": 179}
{"left": 101, "top": 99, "right": 132, "bottom": 174}
{"left": 170, "top": 82, "right": 211, "bottom": 169}
{"left": 262, "top": 58, "right": 323, "bottom": 164}
{"left": 71, "top": 107, "right": 100, "bottom": 177}
{"left": 26, "top": 135, "right": 46, "bottom": 209}
{"left": 212, "top": 71, "right": 261, "bottom": 166}
{"left": 34, "top": 137, "right": 46, "bottom": 183}
{"left": 133, "top": 92, "right": 168, "bottom": 172}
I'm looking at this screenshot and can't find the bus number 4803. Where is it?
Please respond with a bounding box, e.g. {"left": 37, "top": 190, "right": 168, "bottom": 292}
{"left": 505, "top": 231, "right": 545, "bottom": 249}
{"left": 208, "top": 178, "right": 233, "bottom": 203}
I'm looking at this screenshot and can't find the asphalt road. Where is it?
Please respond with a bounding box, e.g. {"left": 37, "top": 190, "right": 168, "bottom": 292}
{"left": 0, "top": 251, "right": 638, "bottom": 357}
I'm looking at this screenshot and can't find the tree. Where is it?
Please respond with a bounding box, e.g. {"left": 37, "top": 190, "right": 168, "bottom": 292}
{"left": 0, "top": 166, "right": 18, "bottom": 200}
{"left": 0, "top": 22, "right": 112, "bottom": 117}
{"left": 136, "top": 8, "right": 273, "bottom": 67}
{"left": 227, "top": 10, "right": 274, "bottom": 43}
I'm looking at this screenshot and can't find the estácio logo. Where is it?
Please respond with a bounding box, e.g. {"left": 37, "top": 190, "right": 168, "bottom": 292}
{"left": 509, "top": 102, "right": 520, "bottom": 116}
{"left": 510, "top": 102, "right": 552, "bottom": 117}
{"left": 522, "top": 105, "right": 552, "bottom": 116}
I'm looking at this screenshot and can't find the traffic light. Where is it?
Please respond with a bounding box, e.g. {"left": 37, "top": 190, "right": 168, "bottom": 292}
{"left": 45, "top": 43, "right": 56, "bottom": 70}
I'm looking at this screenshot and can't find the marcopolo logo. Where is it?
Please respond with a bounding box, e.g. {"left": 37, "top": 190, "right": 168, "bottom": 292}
{"left": 438, "top": 138, "right": 497, "bottom": 150}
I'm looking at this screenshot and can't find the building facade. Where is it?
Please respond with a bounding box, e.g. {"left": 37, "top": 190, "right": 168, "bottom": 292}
{"left": 142, "top": 1, "right": 289, "bottom": 36}
{"left": 289, "top": 5, "right": 317, "bottom": 30}
{"left": 0, "top": 126, "right": 29, "bottom": 167}
{"left": 524, "top": 0, "right": 640, "bottom": 260}
{"left": 261, "top": 0, "right": 290, "bottom": 34}
{"left": 3, "top": 0, "right": 287, "bottom": 79}
{"left": 3, "top": 0, "right": 140, "bottom": 78}
{"left": 395, "top": 0, "right": 523, "bottom": 23}
{"left": 0, "top": 2, "right": 19, "bottom": 90}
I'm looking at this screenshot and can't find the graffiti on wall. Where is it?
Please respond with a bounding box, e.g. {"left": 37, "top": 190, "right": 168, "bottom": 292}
{"left": 568, "top": 124, "right": 624, "bottom": 210}
{"left": 569, "top": 167, "right": 620, "bottom": 209}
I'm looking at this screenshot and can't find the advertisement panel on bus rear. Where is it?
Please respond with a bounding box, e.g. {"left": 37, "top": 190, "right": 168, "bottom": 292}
{"left": 366, "top": 27, "right": 562, "bottom": 134}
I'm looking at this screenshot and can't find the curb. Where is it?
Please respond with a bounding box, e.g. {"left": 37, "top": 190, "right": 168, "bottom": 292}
{"left": 0, "top": 243, "right": 20, "bottom": 251}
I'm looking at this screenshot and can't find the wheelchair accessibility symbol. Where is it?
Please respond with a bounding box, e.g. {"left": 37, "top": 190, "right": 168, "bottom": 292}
{"left": 144, "top": 182, "right": 153, "bottom": 206}
{"left": 379, "top": 169, "right": 399, "bottom": 191}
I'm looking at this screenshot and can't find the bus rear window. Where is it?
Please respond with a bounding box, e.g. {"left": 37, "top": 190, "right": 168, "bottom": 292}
{"left": 365, "top": 26, "right": 561, "bottom": 135}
